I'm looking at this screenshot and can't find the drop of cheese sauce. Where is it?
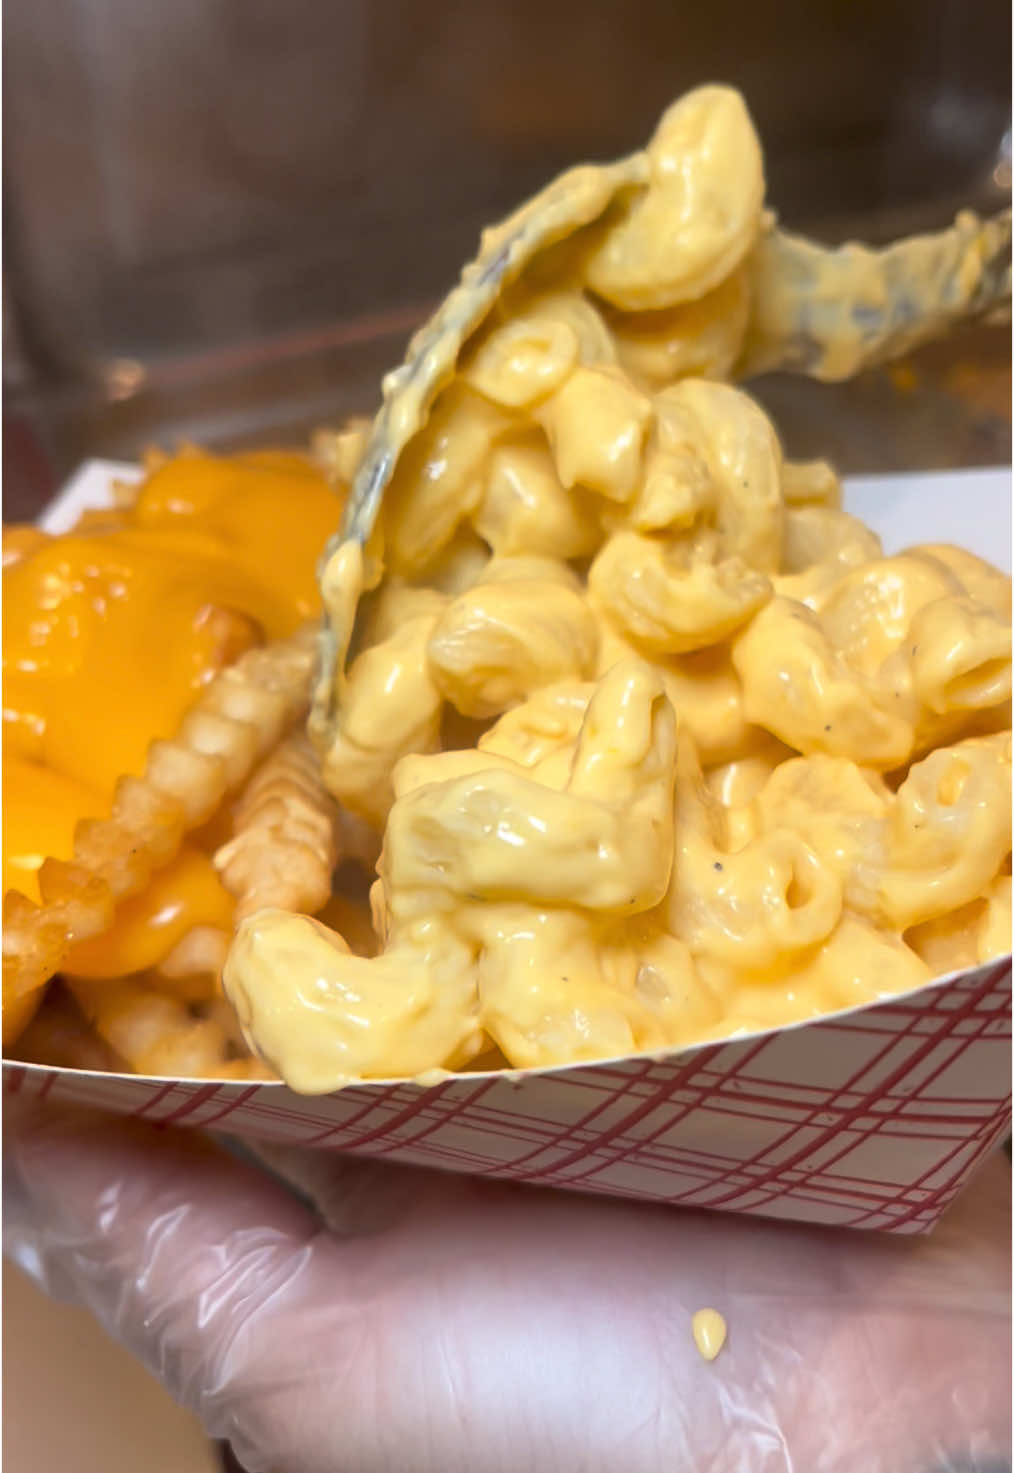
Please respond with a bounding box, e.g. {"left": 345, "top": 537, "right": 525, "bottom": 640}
{"left": 692, "top": 1308, "right": 727, "bottom": 1361}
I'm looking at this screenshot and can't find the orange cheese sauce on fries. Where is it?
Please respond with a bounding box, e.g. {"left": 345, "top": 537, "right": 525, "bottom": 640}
{"left": 3, "top": 449, "right": 341, "bottom": 995}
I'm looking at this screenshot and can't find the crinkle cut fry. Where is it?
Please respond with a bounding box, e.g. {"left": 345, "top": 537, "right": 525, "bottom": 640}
{"left": 65, "top": 975, "right": 274, "bottom": 1081}
{"left": 14, "top": 981, "right": 128, "bottom": 1073}
{"left": 2, "top": 623, "right": 318, "bottom": 1015}
{"left": 153, "top": 925, "right": 231, "bottom": 991}
{"left": 214, "top": 729, "right": 344, "bottom": 924}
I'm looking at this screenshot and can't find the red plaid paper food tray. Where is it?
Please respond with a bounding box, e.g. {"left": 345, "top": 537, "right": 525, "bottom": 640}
{"left": 4, "top": 464, "right": 1012, "bottom": 1234}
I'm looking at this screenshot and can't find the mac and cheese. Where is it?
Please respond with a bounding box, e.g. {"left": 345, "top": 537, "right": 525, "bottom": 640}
{"left": 224, "top": 97, "right": 1011, "bottom": 1093}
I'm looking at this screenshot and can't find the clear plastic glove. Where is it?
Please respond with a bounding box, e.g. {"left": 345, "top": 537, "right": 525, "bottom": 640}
{"left": 4, "top": 1096, "right": 1011, "bottom": 1473}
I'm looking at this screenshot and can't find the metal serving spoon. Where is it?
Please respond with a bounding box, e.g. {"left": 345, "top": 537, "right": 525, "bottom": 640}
{"left": 313, "top": 98, "right": 1010, "bottom": 722}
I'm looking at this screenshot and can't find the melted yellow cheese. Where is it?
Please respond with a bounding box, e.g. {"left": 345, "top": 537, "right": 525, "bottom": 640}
{"left": 2, "top": 758, "right": 105, "bottom": 903}
{"left": 3, "top": 449, "right": 342, "bottom": 985}
{"left": 62, "top": 850, "right": 235, "bottom": 980}
{"left": 4, "top": 450, "right": 339, "bottom": 795}
{"left": 691, "top": 1309, "right": 727, "bottom": 1362}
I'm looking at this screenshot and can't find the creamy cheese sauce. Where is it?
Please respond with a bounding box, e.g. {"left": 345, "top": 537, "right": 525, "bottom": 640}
{"left": 692, "top": 1308, "right": 728, "bottom": 1362}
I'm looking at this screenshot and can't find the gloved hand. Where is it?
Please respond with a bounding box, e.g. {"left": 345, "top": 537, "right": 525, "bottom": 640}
{"left": 4, "top": 1096, "right": 1010, "bottom": 1473}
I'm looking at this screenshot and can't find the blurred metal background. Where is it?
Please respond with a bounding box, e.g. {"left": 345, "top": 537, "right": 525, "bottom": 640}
{"left": 3, "top": 0, "right": 1011, "bottom": 517}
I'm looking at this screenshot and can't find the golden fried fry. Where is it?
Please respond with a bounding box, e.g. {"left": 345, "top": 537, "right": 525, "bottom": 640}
{"left": 200, "top": 995, "right": 258, "bottom": 1060}
{"left": 152, "top": 924, "right": 231, "bottom": 989}
{"left": 214, "top": 729, "right": 344, "bottom": 923}
{"left": 14, "top": 982, "right": 127, "bottom": 1073}
{"left": 66, "top": 975, "right": 274, "bottom": 1080}
{"left": 2, "top": 624, "right": 317, "bottom": 1032}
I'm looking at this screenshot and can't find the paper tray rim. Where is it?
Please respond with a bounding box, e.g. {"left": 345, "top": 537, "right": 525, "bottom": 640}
{"left": 5, "top": 952, "right": 1010, "bottom": 1099}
